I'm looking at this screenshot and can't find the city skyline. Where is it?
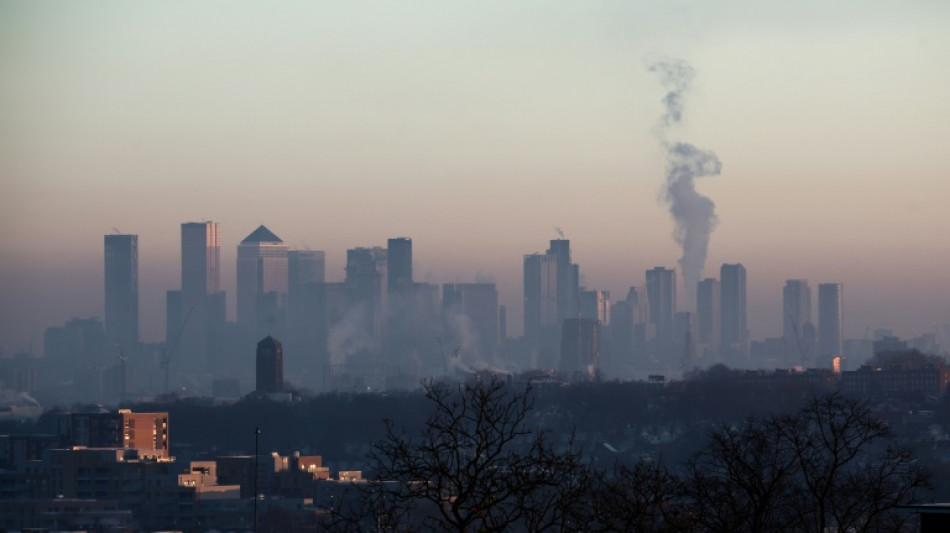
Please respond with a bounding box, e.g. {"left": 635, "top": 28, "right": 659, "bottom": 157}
{"left": 2, "top": 219, "right": 948, "bottom": 353}
{"left": 2, "top": 1, "right": 949, "bottom": 351}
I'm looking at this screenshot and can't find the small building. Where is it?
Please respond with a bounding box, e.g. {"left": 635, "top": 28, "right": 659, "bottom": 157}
{"left": 58, "top": 409, "right": 169, "bottom": 458}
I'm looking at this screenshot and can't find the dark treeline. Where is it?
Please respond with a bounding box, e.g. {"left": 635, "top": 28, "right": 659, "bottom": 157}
{"left": 326, "top": 378, "right": 931, "bottom": 532}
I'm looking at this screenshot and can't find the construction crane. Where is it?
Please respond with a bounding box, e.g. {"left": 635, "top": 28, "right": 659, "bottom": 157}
{"left": 114, "top": 342, "right": 127, "bottom": 404}
{"left": 787, "top": 313, "right": 812, "bottom": 369}
{"left": 161, "top": 306, "right": 194, "bottom": 395}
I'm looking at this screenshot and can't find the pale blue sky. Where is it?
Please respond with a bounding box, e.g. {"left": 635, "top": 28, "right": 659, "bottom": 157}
{"left": 1, "top": 1, "right": 949, "bottom": 349}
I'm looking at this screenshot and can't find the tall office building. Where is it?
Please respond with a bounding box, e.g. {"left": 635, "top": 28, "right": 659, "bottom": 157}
{"left": 169, "top": 221, "right": 222, "bottom": 374}
{"left": 104, "top": 234, "right": 138, "bottom": 352}
{"left": 387, "top": 238, "right": 412, "bottom": 297}
{"left": 674, "top": 311, "right": 696, "bottom": 369}
{"left": 720, "top": 263, "right": 748, "bottom": 356}
{"left": 646, "top": 267, "right": 676, "bottom": 353}
{"left": 547, "top": 239, "right": 579, "bottom": 324}
{"left": 237, "top": 225, "right": 289, "bottom": 335}
{"left": 385, "top": 238, "right": 413, "bottom": 357}
{"left": 818, "top": 283, "right": 844, "bottom": 359}
{"left": 607, "top": 286, "right": 650, "bottom": 377}
{"left": 696, "top": 278, "right": 720, "bottom": 353}
{"left": 783, "top": 280, "right": 812, "bottom": 344}
{"left": 345, "top": 246, "right": 388, "bottom": 339}
{"left": 286, "top": 250, "right": 326, "bottom": 373}
{"left": 181, "top": 222, "right": 220, "bottom": 299}
{"left": 442, "top": 283, "right": 499, "bottom": 360}
{"left": 560, "top": 318, "right": 599, "bottom": 377}
{"left": 579, "top": 289, "right": 610, "bottom": 326}
{"left": 523, "top": 253, "right": 551, "bottom": 345}
{"left": 523, "top": 239, "right": 580, "bottom": 347}
{"left": 288, "top": 250, "right": 325, "bottom": 293}
{"left": 287, "top": 250, "right": 326, "bottom": 323}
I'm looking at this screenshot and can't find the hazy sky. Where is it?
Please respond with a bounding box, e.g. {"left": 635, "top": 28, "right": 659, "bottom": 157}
{"left": 2, "top": 1, "right": 949, "bottom": 351}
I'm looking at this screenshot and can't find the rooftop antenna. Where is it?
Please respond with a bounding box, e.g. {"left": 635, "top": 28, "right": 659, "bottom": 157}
{"left": 555, "top": 227, "right": 565, "bottom": 239}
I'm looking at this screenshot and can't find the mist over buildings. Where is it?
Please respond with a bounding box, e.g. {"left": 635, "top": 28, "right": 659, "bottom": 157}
{"left": 1, "top": 3, "right": 949, "bottom": 405}
{"left": 0, "top": 218, "right": 945, "bottom": 409}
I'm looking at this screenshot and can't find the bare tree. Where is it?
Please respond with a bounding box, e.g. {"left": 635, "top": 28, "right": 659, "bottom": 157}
{"left": 365, "top": 376, "right": 592, "bottom": 532}
{"left": 775, "top": 394, "right": 930, "bottom": 533}
{"left": 680, "top": 393, "right": 930, "bottom": 533}
{"left": 680, "top": 418, "right": 798, "bottom": 533}
{"left": 589, "top": 459, "right": 682, "bottom": 533}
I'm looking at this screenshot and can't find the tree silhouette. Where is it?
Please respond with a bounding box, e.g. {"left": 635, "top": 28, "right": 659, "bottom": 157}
{"left": 681, "top": 393, "right": 930, "bottom": 533}
{"left": 590, "top": 460, "right": 682, "bottom": 533}
{"left": 362, "top": 376, "right": 592, "bottom": 532}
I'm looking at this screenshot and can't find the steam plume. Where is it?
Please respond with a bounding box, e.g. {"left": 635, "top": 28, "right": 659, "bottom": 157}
{"left": 647, "top": 57, "right": 722, "bottom": 305}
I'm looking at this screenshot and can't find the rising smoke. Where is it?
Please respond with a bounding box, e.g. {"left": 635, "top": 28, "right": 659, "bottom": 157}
{"left": 647, "top": 57, "right": 722, "bottom": 305}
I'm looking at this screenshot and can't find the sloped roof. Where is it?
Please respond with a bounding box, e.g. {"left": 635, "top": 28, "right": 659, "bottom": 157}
{"left": 257, "top": 335, "right": 282, "bottom": 347}
{"left": 241, "top": 225, "right": 283, "bottom": 244}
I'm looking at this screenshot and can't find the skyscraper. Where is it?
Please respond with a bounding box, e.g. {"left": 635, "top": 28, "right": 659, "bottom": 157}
{"left": 286, "top": 249, "right": 327, "bottom": 374}
{"left": 345, "top": 246, "right": 388, "bottom": 339}
{"left": 607, "top": 286, "right": 650, "bottom": 376}
{"left": 579, "top": 289, "right": 610, "bottom": 325}
{"left": 547, "top": 239, "right": 579, "bottom": 325}
{"left": 783, "top": 279, "right": 812, "bottom": 344}
{"left": 387, "top": 237, "right": 412, "bottom": 297}
{"left": 385, "top": 238, "right": 413, "bottom": 357}
{"left": 560, "top": 318, "right": 599, "bottom": 377}
{"left": 169, "top": 221, "right": 222, "bottom": 374}
{"left": 181, "top": 222, "right": 220, "bottom": 300}
{"left": 646, "top": 267, "right": 676, "bottom": 353}
{"left": 288, "top": 250, "right": 326, "bottom": 293}
{"left": 720, "top": 263, "right": 748, "bottom": 356}
{"left": 818, "top": 283, "right": 844, "bottom": 360}
{"left": 523, "top": 239, "right": 580, "bottom": 348}
{"left": 104, "top": 234, "right": 138, "bottom": 352}
{"left": 674, "top": 311, "right": 696, "bottom": 369}
{"left": 523, "top": 253, "right": 550, "bottom": 346}
{"left": 237, "top": 225, "right": 289, "bottom": 335}
{"left": 442, "top": 283, "right": 499, "bottom": 360}
{"left": 696, "top": 277, "right": 720, "bottom": 354}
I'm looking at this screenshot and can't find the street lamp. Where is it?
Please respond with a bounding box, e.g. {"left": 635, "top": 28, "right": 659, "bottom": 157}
{"left": 254, "top": 426, "right": 261, "bottom": 533}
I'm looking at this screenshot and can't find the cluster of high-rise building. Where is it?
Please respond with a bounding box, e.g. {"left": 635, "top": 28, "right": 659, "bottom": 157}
{"left": 27, "top": 222, "right": 866, "bottom": 402}
{"left": 86, "top": 223, "right": 509, "bottom": 399}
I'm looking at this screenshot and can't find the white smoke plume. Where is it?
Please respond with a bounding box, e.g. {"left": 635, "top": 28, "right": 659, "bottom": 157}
{"left": 327, "top": 304, "right": 379, "bottom": 365}
{"left": 647, "top": 57, "right": 722, "bottom": 305}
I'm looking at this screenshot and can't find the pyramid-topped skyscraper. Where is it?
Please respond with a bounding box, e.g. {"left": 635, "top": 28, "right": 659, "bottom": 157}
{"left": 241, "top": 225, "right": 283, "bottom": 244}
{"left": 237, "top": 225, "right": 288, "bottom": 336}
